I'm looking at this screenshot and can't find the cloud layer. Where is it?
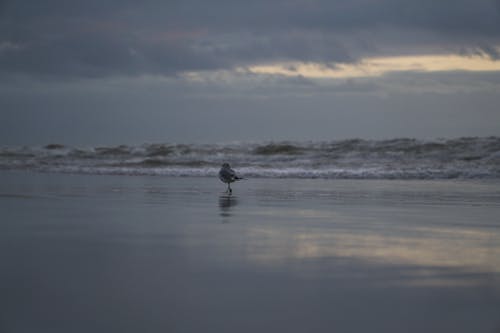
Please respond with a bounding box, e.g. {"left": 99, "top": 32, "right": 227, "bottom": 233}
{"left": 1, "top": 0, "right": 500, "bottom": 78}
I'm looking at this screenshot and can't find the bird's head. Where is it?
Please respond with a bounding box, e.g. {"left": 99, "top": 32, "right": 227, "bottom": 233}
{"left": 222, "top": 163, "right": 231, "bottom": 168}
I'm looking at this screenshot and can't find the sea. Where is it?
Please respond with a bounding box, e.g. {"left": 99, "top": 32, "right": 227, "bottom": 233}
{"left": 1, "top": 136, "right": 500, "bottom": 179}
{"left": 2, "top": 137, "right": 500, "bottom": 332}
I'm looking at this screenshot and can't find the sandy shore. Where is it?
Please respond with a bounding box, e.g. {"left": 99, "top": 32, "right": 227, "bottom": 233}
{"left": 1, "top": 171, "right": 500, "bottom": 332}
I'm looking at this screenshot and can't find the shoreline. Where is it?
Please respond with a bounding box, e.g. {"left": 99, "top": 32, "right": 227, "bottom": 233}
{"left": 1, "top": 172, "right": 499, "bottom": 332}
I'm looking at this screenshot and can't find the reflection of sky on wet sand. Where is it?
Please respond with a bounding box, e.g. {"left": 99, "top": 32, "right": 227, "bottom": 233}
{"left": 2, "top": 174, "right": 500, "bottom": 333}
{"left": 216, "top": 180, "right": 500, "bottom": 288}
{"left": 240, "top": 223, "right": 500, "bottom": 287}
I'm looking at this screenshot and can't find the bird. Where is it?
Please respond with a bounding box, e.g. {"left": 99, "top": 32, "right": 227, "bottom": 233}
{"left": 218, "top": 163, "right": 242, "bottom": 194}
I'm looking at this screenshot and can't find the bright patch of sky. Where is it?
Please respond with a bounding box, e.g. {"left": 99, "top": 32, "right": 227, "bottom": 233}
{"left": 247, "top": 52, "right": 500, "bottom": 79}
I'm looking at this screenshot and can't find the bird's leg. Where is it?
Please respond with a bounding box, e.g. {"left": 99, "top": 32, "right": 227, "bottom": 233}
{"left": 228, "top": 183, "right": 232, "bottom": 194}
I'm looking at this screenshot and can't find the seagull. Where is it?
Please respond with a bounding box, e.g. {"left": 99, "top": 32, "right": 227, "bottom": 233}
{"left": 218, "top": 163, "right": 242, "bottom": 194}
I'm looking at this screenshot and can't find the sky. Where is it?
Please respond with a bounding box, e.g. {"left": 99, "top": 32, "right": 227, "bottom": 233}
{"left": 1, "top": 0, "right": 500, "bottom": 145}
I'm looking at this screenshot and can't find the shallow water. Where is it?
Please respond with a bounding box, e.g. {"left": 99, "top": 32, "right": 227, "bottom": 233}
{"left": 1, "top": 172, "right": 500, "bottom": 332}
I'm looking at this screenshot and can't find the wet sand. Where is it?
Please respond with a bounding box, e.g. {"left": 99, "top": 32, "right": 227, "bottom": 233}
{"left": 1, "top": 172, "right": 500, "bottom": 332}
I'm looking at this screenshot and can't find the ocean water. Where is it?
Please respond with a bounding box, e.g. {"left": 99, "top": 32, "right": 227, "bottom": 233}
{"left": 1, "top": 171, "right": 500, "bottom": 332}
{"left": 1, "top": 137, "right": 500, "bottom": 179}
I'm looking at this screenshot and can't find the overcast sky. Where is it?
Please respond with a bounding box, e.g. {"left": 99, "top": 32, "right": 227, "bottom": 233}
{"left": 1, "top": 0, "right": 500, "bottom": 145}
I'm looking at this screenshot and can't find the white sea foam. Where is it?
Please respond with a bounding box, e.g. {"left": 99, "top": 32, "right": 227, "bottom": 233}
{"left": 1, "top": 137, "right": 499, "bottom": 179}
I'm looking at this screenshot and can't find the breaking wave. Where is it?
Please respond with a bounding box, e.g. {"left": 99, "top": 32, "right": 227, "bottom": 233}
{"left": 1, "top": 137, "right": 500, "bottom": 179}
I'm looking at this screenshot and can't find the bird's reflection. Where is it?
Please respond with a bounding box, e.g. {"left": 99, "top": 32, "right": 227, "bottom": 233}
{"left": 219, "top": 194, "right": 239, "bottom": 220}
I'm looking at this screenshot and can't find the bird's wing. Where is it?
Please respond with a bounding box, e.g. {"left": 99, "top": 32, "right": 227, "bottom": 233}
{"left": 230, "top": 168, "right": 244, "bottom": 180}
{"left": 219, "top": 167, "right": 236, "bottom": 181}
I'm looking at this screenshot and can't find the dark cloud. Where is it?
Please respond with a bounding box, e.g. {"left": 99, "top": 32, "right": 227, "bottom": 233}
{"left": 1, "top": 0, "right": 499, "bottom": 78}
